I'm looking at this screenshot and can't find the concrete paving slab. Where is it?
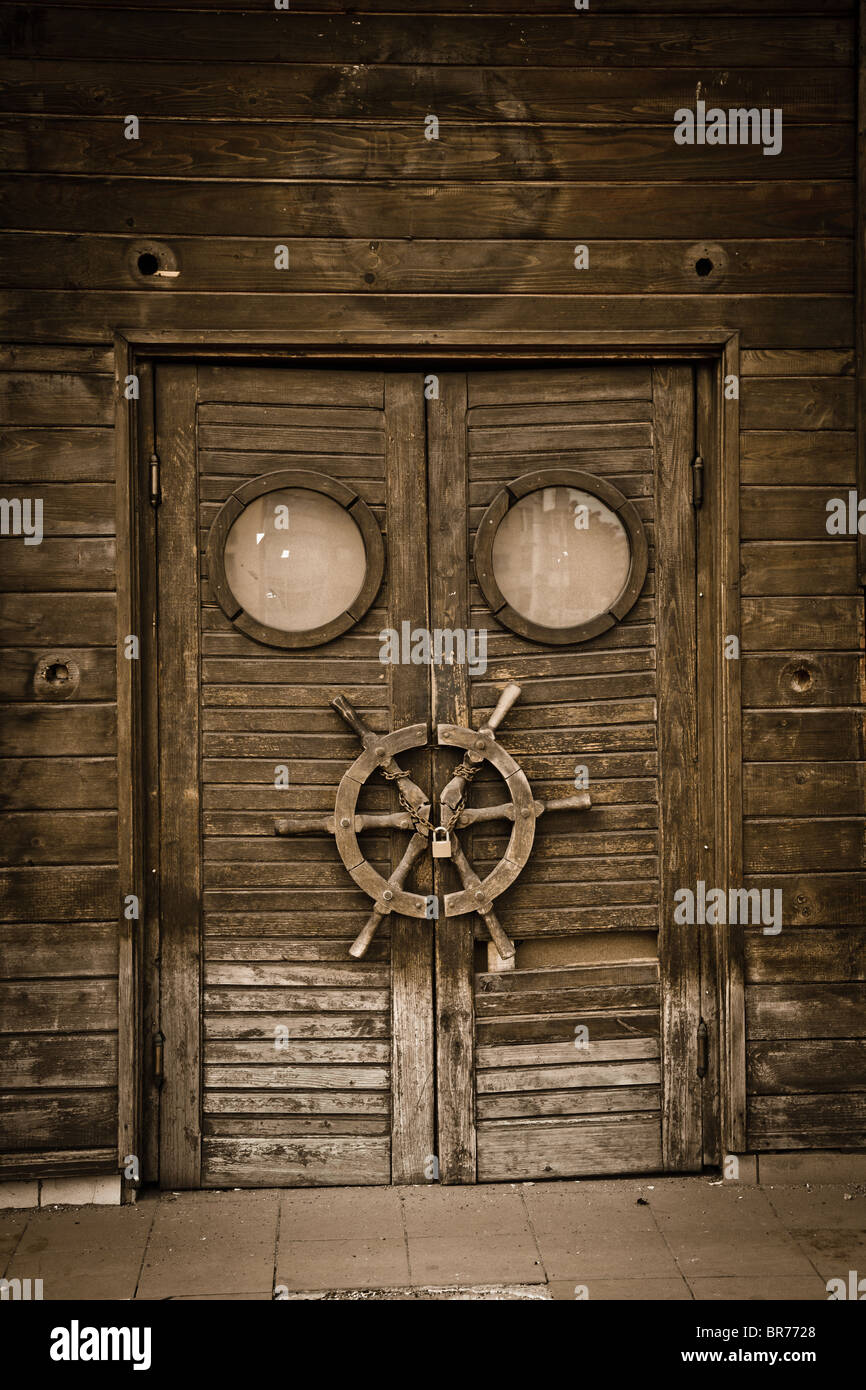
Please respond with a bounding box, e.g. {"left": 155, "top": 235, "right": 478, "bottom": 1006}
{"left": 137, "top": 1192, "right": 278, "bottom": 1300}
{"left": 520, "top": 1180, "right": 659, "bottom": 1234}
{"left": 672, "top": 1234, "right": 818, "bottom": 1279}
{"left": 285, "top": 1284, "right": 552, "bottom": 1300}
{"left": 689, "top": 1274, "right": 828, "bottom": 1301}
{"left": 0, "top": 1211, "right": 29, "bottom": 1271}
{"left": 548, "top": 1276, "right": 693, "bottom": 1301}
{"left": 4, "top": 1205, "right": 154, "bottom": 1300}
{"left": 764, "top": 1185, "right": 866, "bottom": 1231}
{"left": 402, "top": 1184, "right": 530, "bottom": 1238}
{"left": 407, "top": 1232, "right": 542, "bottom": 1286}
{"left": 535, "top": 1228, "right": 678, "bottom": 1280}
{"left": 788, "top": 1228, "right": 866, "bottom": 1282}
{"left": 276, "top": 1237, "right": 410, "bottom": 1291}
{"left": 279, "top": 1186, "right": 403, "bottom": 1242}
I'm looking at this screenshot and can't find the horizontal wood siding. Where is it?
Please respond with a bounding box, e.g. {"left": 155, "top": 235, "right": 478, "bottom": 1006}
{"left": 0, "top": 346, "right": 118, "bottom": 1175}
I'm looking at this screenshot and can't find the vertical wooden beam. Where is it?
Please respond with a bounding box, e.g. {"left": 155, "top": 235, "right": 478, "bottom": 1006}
{"left": 114, "top": 335, "right": 143, "bottom": 1198}
{"left": 386, "top": 374, "right": 435, "bottom": 1183}
{"left": 717, "top": 335, "right": 746, "bottom": 1154}
{"left": 858, "top": 0, "right": 866, "bottom": 589}
{"left": 154, "top": 363, "right": 201, "bottom": 1188}
{"left": 137, "top": 358, "right": 161, "bottom": 1184}
{"left": 654, "top": 363, "right": 703, "bottom": 1172}
{"left": 427, "top": 373, "right": 476, "bottom": 1184}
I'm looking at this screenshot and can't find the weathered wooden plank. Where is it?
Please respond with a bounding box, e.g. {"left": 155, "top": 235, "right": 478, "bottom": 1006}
{"left": 204, "top": 1065, "right": 388, "bottom": 1091}
{"left": 743, "top": 709, "right": 865, "bottom": 761}
{"left": 477, "top": 964, "right": 657, "bottom": 994}
{"left": 0, "top": 58, "right": 851, "bottom": 121}
{"left": 154, "top": 363, "right": 200, "bottom": 1189}
{"left": 201, "top": 1137, "right": 389, "bottom": 1187}
{"left": 743, "top": 873, "right": 865, "bottom": 926}
{"left": 0, "top": 979, "right": 116, "bottom": 1032}
{"left": 0, "top": 1, "right": 853, "bottom": 15}
{"left": 202, "top": 1118, "right": 389, "bottom": 1139}
{"left": 0, "top": 810, "right": 117, "bottom": 865}
{"left": 429, "top": 372, "right": 475, "bottom": 1184}
{"left": 747, "top": 1093, "right": 866, "bottom": 1147}
{"left": 476, "top": 1037, "right": 658, "bottom": 1069}
{"left": 744, "top": 928, "right": 866, "bottom": 983}
{"left": 476, "top": 985, "right": 658, "bottom": 1018}
{"left": 0, "top": 1091, "right": 116, "bottom": 1151}
{"left": 206, "top": 1040, "right": 389, "bottom": 1065}
{"left": 204, "top": 962, "right": 389, "bottom": 989}
{"left": 742, "top": 653, "right": 865, "bottom": 707}
{"left": 741, "top": 597, "right": 864, "bottom": 650}
{"left": 0, "top": 922, "right": 116, "bottom": 978}
{"left": 205, "top": 1013, "right": 389, "bottom": 1041}
{"left": 0, "top": 757, "right": 116, "bottom": 811}
{"left": 0, "top": 593, "right": 115, "bottom": 644}
{"left": 0, "top": 293, "right": 853, "bottom": 349}
{"left": 477, "top": 1060, "right": 660, "bottom": 1094}
{"left": 0, "top": 1148, "right": 116, "bottom": 1179}
{"left": 1, "top": 12, "right": 850, "bottom": 66}
{"left": 740, "top": 430, "right": 856, "bottom": 485}
{"left": 0, "top": 427, "right": 113, "bottom": 482}
{"left": 744, "top": 761, "right": 865, "bottom": 817}
{"left": 744, "top": 818, "right": 865, "bottom": 873}
{"left": 741, "top": 350, "right": 855, "bottom": 376}
{"left": 477, "top": 1010, "right": 659, "bottom": 1048}
{"left": 748, "top": 1040, "right": 866, "bottom": 1094}
{"left": 747, "top": 984, "right": 866, "bottom": 1038}
{"left": 0, "top": 372, "right": 113, "bottom": 426}
{"left": 653, "top": 363, "right": 702, "bottom": 1172}
{"left": 740, "top": 377, "right": 856, "bottom": 430}
{"left": 477, "top": 1115, "right": 662, "bottom": 1181}
{"left": 477, "top": 1085, "right": 660, "bottom": 1121}
{"left": 1, "top": 232, "right": 851, "bottom": 295}
{"left": 205, "top": 988, "right": 390, "bottom": 1014}
{"left": 0, "top": 539, "right": 115, "bottom": 593}
{"left": 0, "top": 647, "right": 115, "bottom": 702}
{"left": 4, "top": 177, "right": 852, "bottom": 240}
{"left": 0, "top": 867, "right": 117, "bottom": 921}
{"left": 742, "top": 487, "right": 861, "bottom": 540}
{"left": 0, "top": 704, "right": 116, "bottom": 756}
{"left": 0, "top": 1035, "right": 116, "bottom": 1089}
{"left": 740, "top": 542, "right": 859, "bottom": 595}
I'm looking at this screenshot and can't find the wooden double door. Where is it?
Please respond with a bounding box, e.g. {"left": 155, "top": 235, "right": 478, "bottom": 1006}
{"left": 146, "top": 361, "right": 710, "bottom": 1187}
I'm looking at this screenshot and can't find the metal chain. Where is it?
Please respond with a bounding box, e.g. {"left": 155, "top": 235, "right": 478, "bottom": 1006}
{"left": 377, "top": 763, "right": 435, "bottom": 836}
{"left": 378, "top": 753, "right": 483, "bottom": 837}
{"left": 442, "top": 755, "right": 483, "bottom": 831}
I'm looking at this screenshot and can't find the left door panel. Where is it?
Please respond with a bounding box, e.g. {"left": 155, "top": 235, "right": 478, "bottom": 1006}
{"left": 150, "top": 364, "right": 431, "bottom": 1187}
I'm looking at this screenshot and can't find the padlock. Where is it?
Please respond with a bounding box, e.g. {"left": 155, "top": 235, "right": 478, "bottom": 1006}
{"left": 431, "top": 825, "right": 452, "bottom": 859}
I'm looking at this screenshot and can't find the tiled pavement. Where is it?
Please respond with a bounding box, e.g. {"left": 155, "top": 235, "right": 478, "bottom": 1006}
{"left": 2, "top": 1178, "right": 864, "bottom": 1301}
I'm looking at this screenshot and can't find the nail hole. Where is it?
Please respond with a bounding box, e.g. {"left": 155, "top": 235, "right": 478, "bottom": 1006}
{"left": 137, "top": 252, "right": 159, "bottom": 276}
{"left": 695, "top": 257, "right": 713, "bottom": 277}
{"left": 790, "top": 663, "right": 813, "bottom": 692}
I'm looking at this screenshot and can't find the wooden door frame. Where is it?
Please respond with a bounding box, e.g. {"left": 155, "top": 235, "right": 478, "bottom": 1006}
{"left": 115, "top": 327, "right": 743, "bottom": 1193}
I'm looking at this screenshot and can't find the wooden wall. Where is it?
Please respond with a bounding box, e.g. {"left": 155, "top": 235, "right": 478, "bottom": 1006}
{"left": 0, "top": 0, "right": 863, "bottom": 1172}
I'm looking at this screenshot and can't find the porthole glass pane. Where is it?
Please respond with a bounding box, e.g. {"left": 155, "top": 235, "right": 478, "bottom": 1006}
{"left": 491, "top": 486, "right": 631, "bottom": 629}
{"left": 224, "top": 487, "right": 367, "bottom": 632}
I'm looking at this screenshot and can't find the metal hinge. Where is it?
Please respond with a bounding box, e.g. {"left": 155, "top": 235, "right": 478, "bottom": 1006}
{"left": 691, "top": 454, "right": 704, "bottom": 509}
{"left": 696, "top": 1019, "right": 709, "bottom": 1078}
{"left": 148, "top": 451, "right": 161, "bottom": 507}
{"left": 153, "top": 1031, "right": 165, "bottom": 1088}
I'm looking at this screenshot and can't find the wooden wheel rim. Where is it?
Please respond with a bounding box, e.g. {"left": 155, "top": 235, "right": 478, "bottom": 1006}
{"left": 437, "top": 723, "right": 537, "bottom": 917}
{"left": 332, "top": 722, "right": 431, "bottom": 919}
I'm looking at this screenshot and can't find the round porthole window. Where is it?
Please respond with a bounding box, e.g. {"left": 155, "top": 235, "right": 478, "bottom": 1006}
{"left": 474, "top": 468, "right": 648, "bottom": 645}
{"left": 208, "top": 469, "right": 385, "bottom": 648}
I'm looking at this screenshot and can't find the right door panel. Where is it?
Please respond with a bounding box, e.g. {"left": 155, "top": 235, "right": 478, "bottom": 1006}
{"left": 455, "top": 365, "right": 703, "bottom": 1180}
